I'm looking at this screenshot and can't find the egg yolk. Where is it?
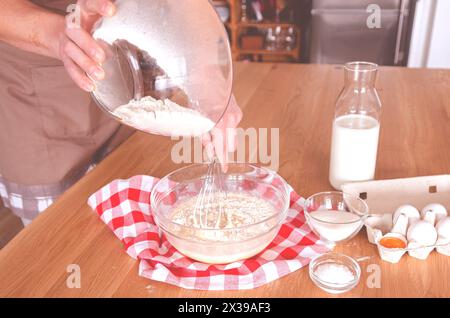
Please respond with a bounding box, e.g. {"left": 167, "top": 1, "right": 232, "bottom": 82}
{"left": 380, "top": 237, "right": 407, "bottom": 249}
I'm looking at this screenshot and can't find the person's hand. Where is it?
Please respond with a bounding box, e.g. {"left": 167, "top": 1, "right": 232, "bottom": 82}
{"left": 58, "top": 0, "right": 116, "bottom": 92}
{"left": 202, "top": 95, "right": 243, "bottom": 172}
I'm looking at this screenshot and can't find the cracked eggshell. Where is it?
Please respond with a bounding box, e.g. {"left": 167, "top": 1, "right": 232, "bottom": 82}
{"left": 421, "top": 203, "right": 448, "bottom": 223}
{"left": 393, "top": 205, "right": 420, "bottom": 226}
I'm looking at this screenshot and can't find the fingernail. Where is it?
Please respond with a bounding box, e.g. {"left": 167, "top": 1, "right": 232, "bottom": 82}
{"left": 91, "top": 67, "right": 105, "bottom": 80}
{"left": 84, "top": 82, "right": 95, "bottom": 92}
{"left": 103, "top": 2, "right": 116, "bottom": 16}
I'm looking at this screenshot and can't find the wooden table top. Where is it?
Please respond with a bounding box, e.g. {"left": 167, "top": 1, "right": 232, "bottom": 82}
{"left": 0, "top": 62, "right": 449, "bottom": 298}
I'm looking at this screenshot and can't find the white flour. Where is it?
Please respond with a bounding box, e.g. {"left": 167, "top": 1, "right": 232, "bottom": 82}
{"left": 113, "top": 96, "right": 215, "bottom": 137}
{"left": 170, "top": 192, "right": 276, "bottom": 242}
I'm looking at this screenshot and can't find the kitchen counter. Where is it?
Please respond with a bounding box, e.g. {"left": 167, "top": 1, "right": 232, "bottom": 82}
{"left": 0, "top": 62, "right": 449, "bottom": 297}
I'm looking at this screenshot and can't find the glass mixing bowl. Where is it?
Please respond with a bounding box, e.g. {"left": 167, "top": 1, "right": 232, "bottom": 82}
{"left": 90, "top": 0, "right": 233, "bottom": 136}
{"left": 150, "top": 164, "right": 290, "bottom": 264}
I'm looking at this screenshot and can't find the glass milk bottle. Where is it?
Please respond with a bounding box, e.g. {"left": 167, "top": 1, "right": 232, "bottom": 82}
{"left": 329, "top": 62, "right": 382, "bottom": 190}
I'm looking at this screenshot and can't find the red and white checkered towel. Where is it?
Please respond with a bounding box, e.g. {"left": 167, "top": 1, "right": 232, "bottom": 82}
{"left": 88, "top": 175, "right": 331, "bottom": 290}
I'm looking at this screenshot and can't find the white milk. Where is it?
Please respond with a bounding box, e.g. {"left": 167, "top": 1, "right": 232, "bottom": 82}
{"left": 308, "top": 210, "right": 362, "bottom": 242}
{"left": 329, "top": 114, "right": 380, "bottom": 190}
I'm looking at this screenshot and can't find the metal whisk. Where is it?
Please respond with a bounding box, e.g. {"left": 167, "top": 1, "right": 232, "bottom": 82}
{"left": 192, "top": 157, "right": 228, "bottom": 229}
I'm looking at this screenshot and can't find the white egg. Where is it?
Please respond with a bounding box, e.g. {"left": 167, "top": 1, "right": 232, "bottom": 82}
{"left": 407, "top": 220, "right": 437, "bottom": 246}
{"left": 421, "top": 203, "right": 448, "bottom": 222}
{"left": 393, "top": 205, "right": 420, "bottom": 225}
{"left": 436, "top": 217, "right": 450, "bottom": 240}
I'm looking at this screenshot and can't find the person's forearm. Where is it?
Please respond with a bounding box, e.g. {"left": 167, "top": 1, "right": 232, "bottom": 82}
{"left": 0, "top": 0, "right": 65, "bottom": 59}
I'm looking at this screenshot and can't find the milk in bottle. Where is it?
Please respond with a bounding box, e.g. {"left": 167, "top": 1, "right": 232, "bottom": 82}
{"left": 329, "top": 62, "right": 382, "bottom": 190}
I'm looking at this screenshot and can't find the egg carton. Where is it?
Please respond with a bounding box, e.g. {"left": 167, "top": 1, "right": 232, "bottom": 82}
{"left": 342, "top": 175, "right": 450, "bottom": 263}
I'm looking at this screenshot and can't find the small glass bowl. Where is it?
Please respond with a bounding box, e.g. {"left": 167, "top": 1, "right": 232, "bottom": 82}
{"left": 150, "top": 163, "right": 290, "bottom": 264}
{"left": 304, "top": 191, "right": 369, "bottom": 243}
{"left": 309, "top": 252, "right": 361, "bottom": 294}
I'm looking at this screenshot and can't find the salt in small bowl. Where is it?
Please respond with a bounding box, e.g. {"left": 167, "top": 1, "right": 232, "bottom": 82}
{"left": 309, "top": 252, "right": 361, "bottom": 294}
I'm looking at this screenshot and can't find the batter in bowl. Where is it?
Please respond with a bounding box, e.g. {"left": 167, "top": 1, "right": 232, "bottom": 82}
{"left": 170, "top": 192, "right": 277, "bottom": 242}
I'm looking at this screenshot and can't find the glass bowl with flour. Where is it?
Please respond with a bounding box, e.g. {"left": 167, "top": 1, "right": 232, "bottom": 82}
{"left": 88, "top": 0, "right": 233, "bottom": 137}
{"left": 151, "top": 164, "right": 290, "bottom": 264}
{"left": 304, "top": 192, "right": 368, "bottom": 243}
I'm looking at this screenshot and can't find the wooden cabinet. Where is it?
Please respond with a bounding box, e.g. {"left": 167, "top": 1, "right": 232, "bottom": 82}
{"left": 213, "top": 0, "right": 301, "bottom": 62}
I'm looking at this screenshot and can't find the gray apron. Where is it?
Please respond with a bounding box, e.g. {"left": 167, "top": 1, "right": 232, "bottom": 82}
{"left": 0, "top": 0, "right": 133, "bottom": 220}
